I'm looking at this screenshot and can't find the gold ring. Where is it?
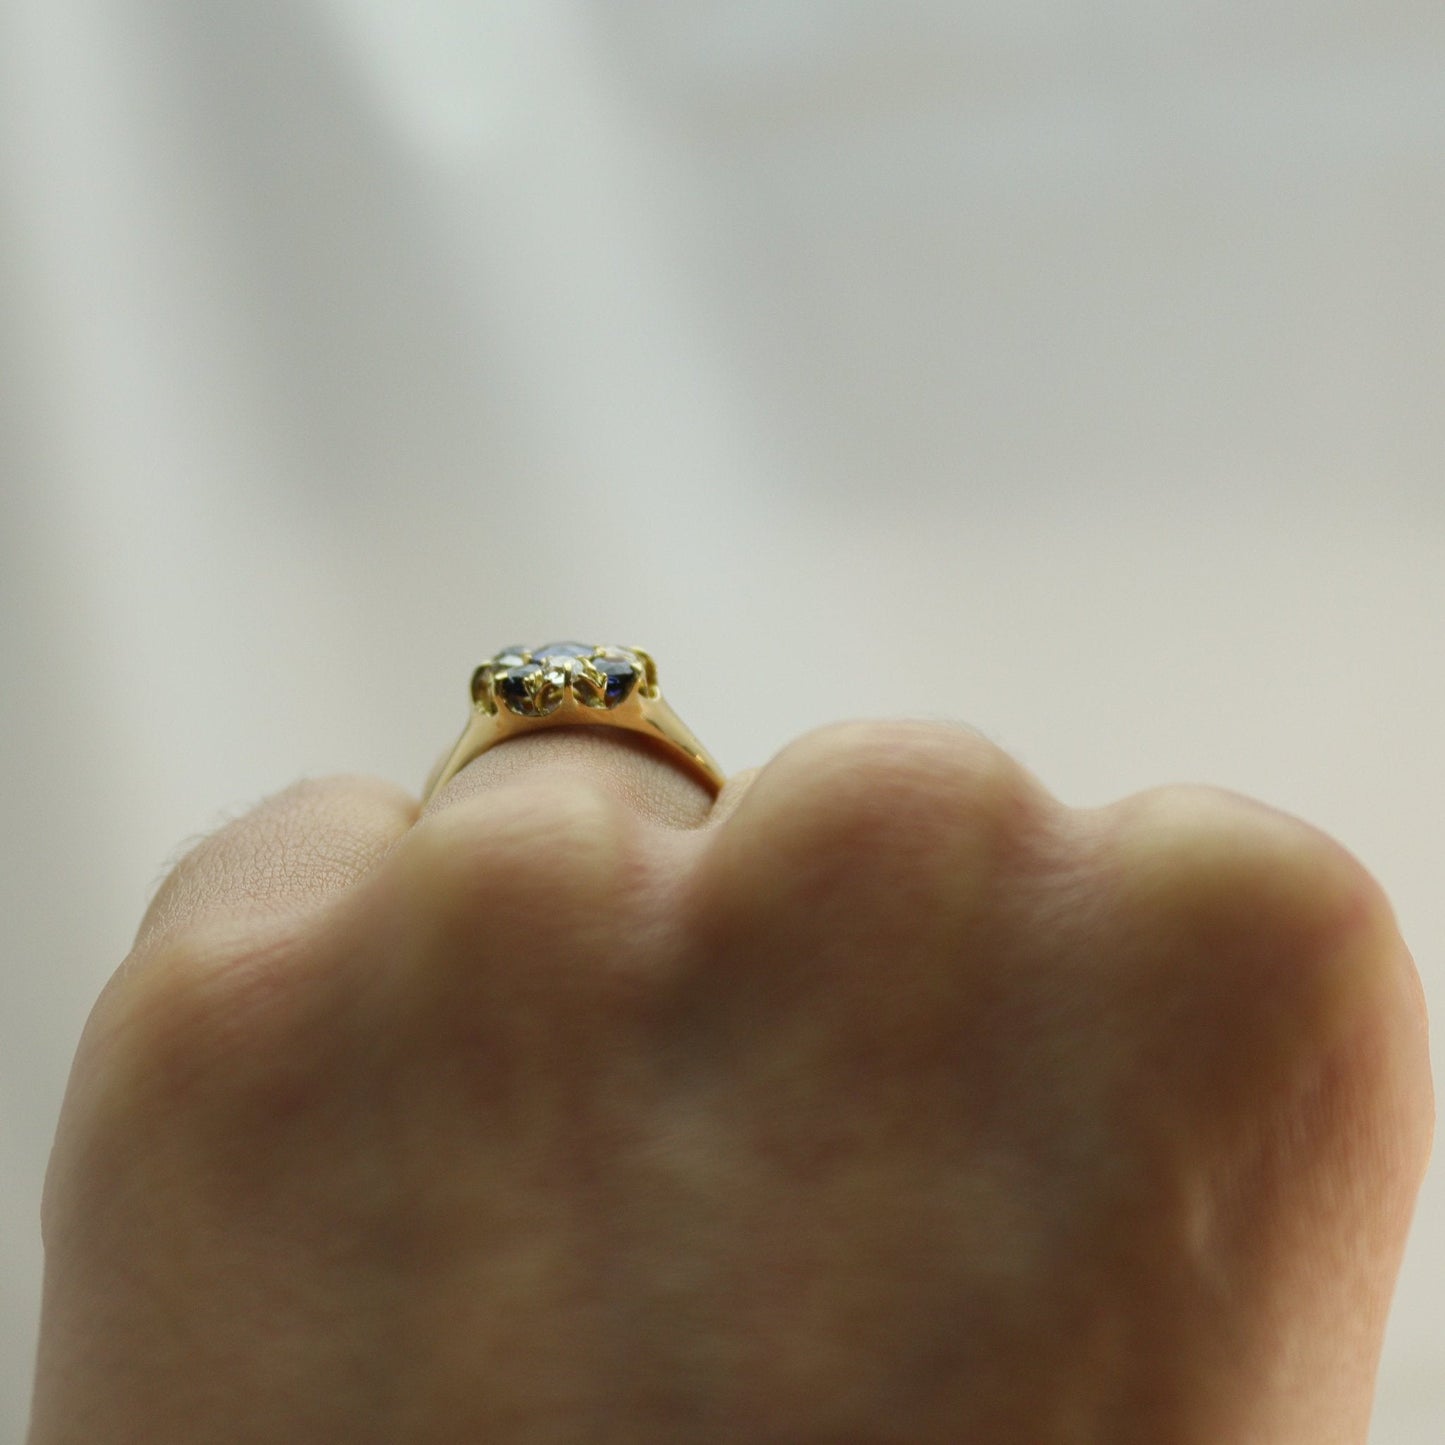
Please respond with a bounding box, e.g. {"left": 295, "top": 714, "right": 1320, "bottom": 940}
{"left": 421, "top": 641, "right": 726, "bottom": 805}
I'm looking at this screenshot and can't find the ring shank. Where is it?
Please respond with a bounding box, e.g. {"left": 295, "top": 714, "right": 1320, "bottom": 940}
{"left": 422, "top": 693, "right": 726, "bottom": 804}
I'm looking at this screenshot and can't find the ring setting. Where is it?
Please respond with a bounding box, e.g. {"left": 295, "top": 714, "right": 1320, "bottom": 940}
{"left": 476, "top": 642, "right": 650, "bottom": 719}
{"left": 422, "top": 641, "right": 725, "bottom": 804}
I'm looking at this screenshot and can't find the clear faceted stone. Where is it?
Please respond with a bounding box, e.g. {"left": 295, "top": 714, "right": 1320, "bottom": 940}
{"left": 531, "top": 641, "right": 592, "bottom": 660}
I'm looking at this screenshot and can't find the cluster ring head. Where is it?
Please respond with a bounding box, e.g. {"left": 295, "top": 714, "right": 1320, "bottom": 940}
{"left": 470, "top": 641, "right": 650, "bottom": 719}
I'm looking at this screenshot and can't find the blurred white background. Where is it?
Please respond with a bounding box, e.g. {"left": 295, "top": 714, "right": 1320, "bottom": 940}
{"left": 2, "top": 1, "right": 1442, "bottom": 1438}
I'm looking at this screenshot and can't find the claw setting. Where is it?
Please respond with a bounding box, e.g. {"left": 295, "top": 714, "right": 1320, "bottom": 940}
{"left": 471, "top": 642, "right": 649, "bottom": 719}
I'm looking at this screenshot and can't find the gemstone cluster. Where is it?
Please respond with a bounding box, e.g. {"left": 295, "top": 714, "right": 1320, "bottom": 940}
{"left": 472, "top": 642, "right": 646, "bottom": 718}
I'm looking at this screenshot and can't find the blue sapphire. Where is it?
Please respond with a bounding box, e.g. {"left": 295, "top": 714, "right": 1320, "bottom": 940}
{"left": 497, "top": 663, "right": 565, "bottom": 717}
{"left": 596, "top": 656, "right": 639, "bottom": 707}
{"left": 570, "top": 652, "right": 639, "bottom": 709}
{"left": 496, "top": 666, "right": 535, "bottom": 709}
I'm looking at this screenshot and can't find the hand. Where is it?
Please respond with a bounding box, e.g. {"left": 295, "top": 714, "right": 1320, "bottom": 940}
{"left": 29, "top": 721, "right": 1433, "bottom": 1444}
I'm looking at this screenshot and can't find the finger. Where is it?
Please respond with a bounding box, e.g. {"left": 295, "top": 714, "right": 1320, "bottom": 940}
{"left": 134, "top": 774, "right": 419, "bottom": 956}
{"left": 422, "top": 725, "right": 728, "bottom": 831}
{"left": 705, "top": 764, "right": 763, "bottom": 829}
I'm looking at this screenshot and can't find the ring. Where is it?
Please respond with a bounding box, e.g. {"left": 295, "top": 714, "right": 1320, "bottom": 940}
{"left": 421, "top": 641, "right": 726, "bottom": 805}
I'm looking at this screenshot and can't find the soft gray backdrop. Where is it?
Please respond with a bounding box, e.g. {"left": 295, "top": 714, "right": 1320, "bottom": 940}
{"left": 3, "top": 2, "right": 1442, "bottom": 1438}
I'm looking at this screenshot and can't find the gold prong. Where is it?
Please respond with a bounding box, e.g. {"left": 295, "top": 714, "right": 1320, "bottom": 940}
{"left": 631, "top": 646, "right": 659, "bottom": 697}
{"left": 470, "top": 665, "right": 498, "bottom": 714}
{"left": 570, "top": 656, "right": 601, "bottom": 708}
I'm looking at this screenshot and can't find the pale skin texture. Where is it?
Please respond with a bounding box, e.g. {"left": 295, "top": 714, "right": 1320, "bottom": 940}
{"left": 29, "top": 720, "right": 1434, "bottom": 1444}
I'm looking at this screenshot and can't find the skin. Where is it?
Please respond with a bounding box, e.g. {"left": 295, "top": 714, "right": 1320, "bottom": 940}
{"left": 27, "top": 719, "right": 1434, "bottom": 1444}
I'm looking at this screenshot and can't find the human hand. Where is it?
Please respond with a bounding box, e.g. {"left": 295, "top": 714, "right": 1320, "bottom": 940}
{"left": 29, "top": 721, "right": 1433, "bottom": 1444}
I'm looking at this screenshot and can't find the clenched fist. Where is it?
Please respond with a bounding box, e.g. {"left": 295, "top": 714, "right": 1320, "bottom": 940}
{"left": 29, "top": 721, "right": 1433, "bottom": 1444}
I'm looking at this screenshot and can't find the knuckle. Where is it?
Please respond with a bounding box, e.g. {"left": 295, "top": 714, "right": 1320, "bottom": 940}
{"left": 1046, "top": 788, "right": 1436, "bottom": 1226}
{"left": 137, "top": 776, "right": 413, "bottom": 946}
{"left": 264, "top": 773, "right": 419, "bottom": 835}
{"left": 810, "top": 717, "right": 1036, "bottom": 842}
{"left": 137, "top": 831, "right": 239, "bottom": 950}
{"left": 1103, "top": 785, "right": 1422, "bottom": 1064}
{"left": 1108, "top": 784, "right": 1382, "bottom": 959}
{"left": 703, "top": 719, "right": 1049, "bottom": 930}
